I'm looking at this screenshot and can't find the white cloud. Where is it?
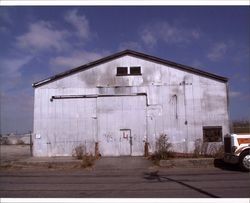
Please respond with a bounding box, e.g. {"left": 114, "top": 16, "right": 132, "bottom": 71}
{"left": 229, "top": 91, "right": 241, "bottom": 98}
{"left": 49, "top": 50, "right": 108, "bottom": 73}
{"left": 0, "top": 56, "right": 32, "bottom": 91}
{"left": 229, "top": 90, "right": 250, "bottom": 101}
{"left": 0, "top": 56, "right": 32, "bottom": 76}
{"left": 65, "top": 9, "right": 90, "bottom": 40}
{"left": 16, "top": 21, "right": 69, "bottom": 52}
{"left": 207, "top": 42, "right": 228, "bottom": 61}
{"left": 15, "top": 10, "right": 93, "bottom": 53}
{"left": 118, "top": 41, "right": 143, "bottom": 51}
{"left": 141, "top": 30, "right": 157, "bottom": 48}
{"left": 140, "top": 21, "right": 201, "bottom": 48}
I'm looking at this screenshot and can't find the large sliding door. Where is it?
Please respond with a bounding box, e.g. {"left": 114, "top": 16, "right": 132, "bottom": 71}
{"left": 97, "top": 96, "right": 147, "bottom": 156}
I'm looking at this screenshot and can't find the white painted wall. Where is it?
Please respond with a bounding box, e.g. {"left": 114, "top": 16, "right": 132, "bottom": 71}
{"left": 33, "top": 55, "right": 229, "bottom": 156}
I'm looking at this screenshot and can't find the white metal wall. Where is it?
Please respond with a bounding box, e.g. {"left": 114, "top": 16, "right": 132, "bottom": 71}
{"left": 33, "top": 96, "right": 97, "bottom": 156}
{"left": 33, "top": 54, "right": 229, "bottom": 156}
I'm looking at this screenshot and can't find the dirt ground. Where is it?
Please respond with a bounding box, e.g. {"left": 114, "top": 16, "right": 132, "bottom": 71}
{"left": 0, "top": 145, "right": 31, "bottom": 164}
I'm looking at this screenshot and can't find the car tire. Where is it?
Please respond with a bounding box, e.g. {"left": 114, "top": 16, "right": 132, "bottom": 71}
{"left": 239, "top": 150, "right": 250, "bottom": 172}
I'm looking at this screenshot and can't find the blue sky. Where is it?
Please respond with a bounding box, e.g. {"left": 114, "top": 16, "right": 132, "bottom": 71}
{"left": 0, "top": 6, "right": 249, "bottom": 134}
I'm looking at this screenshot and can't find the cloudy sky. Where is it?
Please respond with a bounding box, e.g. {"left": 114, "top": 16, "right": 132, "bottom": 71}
{"left": 0, "top": 6, "right": 249, "bottom": 134}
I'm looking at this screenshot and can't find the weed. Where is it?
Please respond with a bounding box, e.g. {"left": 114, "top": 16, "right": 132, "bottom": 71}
{"left": 213, "top": 145, "right": 224, "bottom": 159}
{"left": 73, "top": 144, "right": 96, "bottom": 168}
{"left": 81, "top": 154, "right": 95, "bottom": 168}
{"left": 73, "top": 145, "right": 86, "bottom": 160}
{"left": 193, "top": 139, "right": 223, "bottom": 158}
{"left": 151, "top": 134, "right": 175, "bottom": 162}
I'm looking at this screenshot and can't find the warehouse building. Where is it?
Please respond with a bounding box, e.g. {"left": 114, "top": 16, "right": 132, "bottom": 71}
{"left": 32, "top": 50, "right": 229, "bottom": 157}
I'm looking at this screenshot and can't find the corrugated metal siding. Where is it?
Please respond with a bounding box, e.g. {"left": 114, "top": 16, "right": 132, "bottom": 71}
{"left": 33, "top": 92, "right": 97, "bottom": 156}
{"left": 97, "top": 96, "right": 146, "bottom": 156}
{"left": 33, "top": 55, "right": 229, "bottom": 156}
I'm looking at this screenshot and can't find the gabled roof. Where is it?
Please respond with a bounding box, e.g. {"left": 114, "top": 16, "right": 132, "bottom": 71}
{"left": 33, "top": 49, "right": 228, "bottom": 87}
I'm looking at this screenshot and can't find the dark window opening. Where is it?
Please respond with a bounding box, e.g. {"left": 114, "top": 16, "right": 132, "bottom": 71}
{"left": 117, "top": 67, "right": 128, "bottom": 76}
{"left": 130, "top": 66, "right": 141, "bottom": 75}
{"left": 203, "top": 126, "right": 222, "bottom": 142}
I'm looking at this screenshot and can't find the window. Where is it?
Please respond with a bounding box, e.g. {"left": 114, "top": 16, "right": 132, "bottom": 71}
{"left": 203, "top": 126, "right": 222, "bottom": 142}
{"left": 117, "top": 67, "right": 128, "bottom": 76}
{"left": 116, "top": 66, "right": 142, "bottom": 76}
{"left": 130, "top": 66, "right": 141, "bottom": 75}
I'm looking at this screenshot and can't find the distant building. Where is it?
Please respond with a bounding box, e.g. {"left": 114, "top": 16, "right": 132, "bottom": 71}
{"left": 32, "top": 50, "right": 229, "bottom": 157}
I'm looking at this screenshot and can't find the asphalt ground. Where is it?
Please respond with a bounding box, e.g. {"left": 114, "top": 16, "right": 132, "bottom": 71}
{"left": 1, "top": 145, "right": 249, "bottom": 198}
{"left": 1, "top": 157, "right": 250, "bottom": 198}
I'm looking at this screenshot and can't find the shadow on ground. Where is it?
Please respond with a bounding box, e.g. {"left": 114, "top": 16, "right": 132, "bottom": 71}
{"left": 213, "top": 158, "right": 242, "bottom": 172}
{"left": 143, "top": 170, "right": 219, "bottom": 198}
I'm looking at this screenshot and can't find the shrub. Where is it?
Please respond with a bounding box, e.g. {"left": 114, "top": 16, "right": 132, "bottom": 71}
{"left": 151, "top": 134, "right": 175, "bottom": 161}
{"left": 73, "top": 144, "right": 96, "bottom": 168}
{"left": 81, "top": 154, "right": 95, "bottom": 168}
{"left": 73, "top": 145, "right": 86, "bottom": 160}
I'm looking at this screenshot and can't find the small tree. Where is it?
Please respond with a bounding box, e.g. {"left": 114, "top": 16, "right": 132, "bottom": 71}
{"left": 152, "top": 134, "right": 175, "bottom": 160}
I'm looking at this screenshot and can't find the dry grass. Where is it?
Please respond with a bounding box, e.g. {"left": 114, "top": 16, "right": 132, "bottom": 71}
{"left": 81, "top": 154, "right": 95, "bottom": 168}
{"left": 73, "top": 145, "right": 86, "bottom": 160}
{"left": 232, "top": 120, "right": 250, "bottom": 134}
{"left": 193, "top": 139, "right": 224, "bottom": 158}
{"left": 72, "top": 145, "right": 96, "bottom": 168}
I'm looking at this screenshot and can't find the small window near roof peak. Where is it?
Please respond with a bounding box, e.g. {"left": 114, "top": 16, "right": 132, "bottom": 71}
{"left": 130, "top": 66, "right": 141, "bottom": 75}
{"left": 117, "top": 67, "right": 128, "bottom": 76}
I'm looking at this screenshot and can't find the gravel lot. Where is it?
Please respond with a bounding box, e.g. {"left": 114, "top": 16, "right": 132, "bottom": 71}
{"left": 0, "top": 145, "right": 31, "bottom": 164}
